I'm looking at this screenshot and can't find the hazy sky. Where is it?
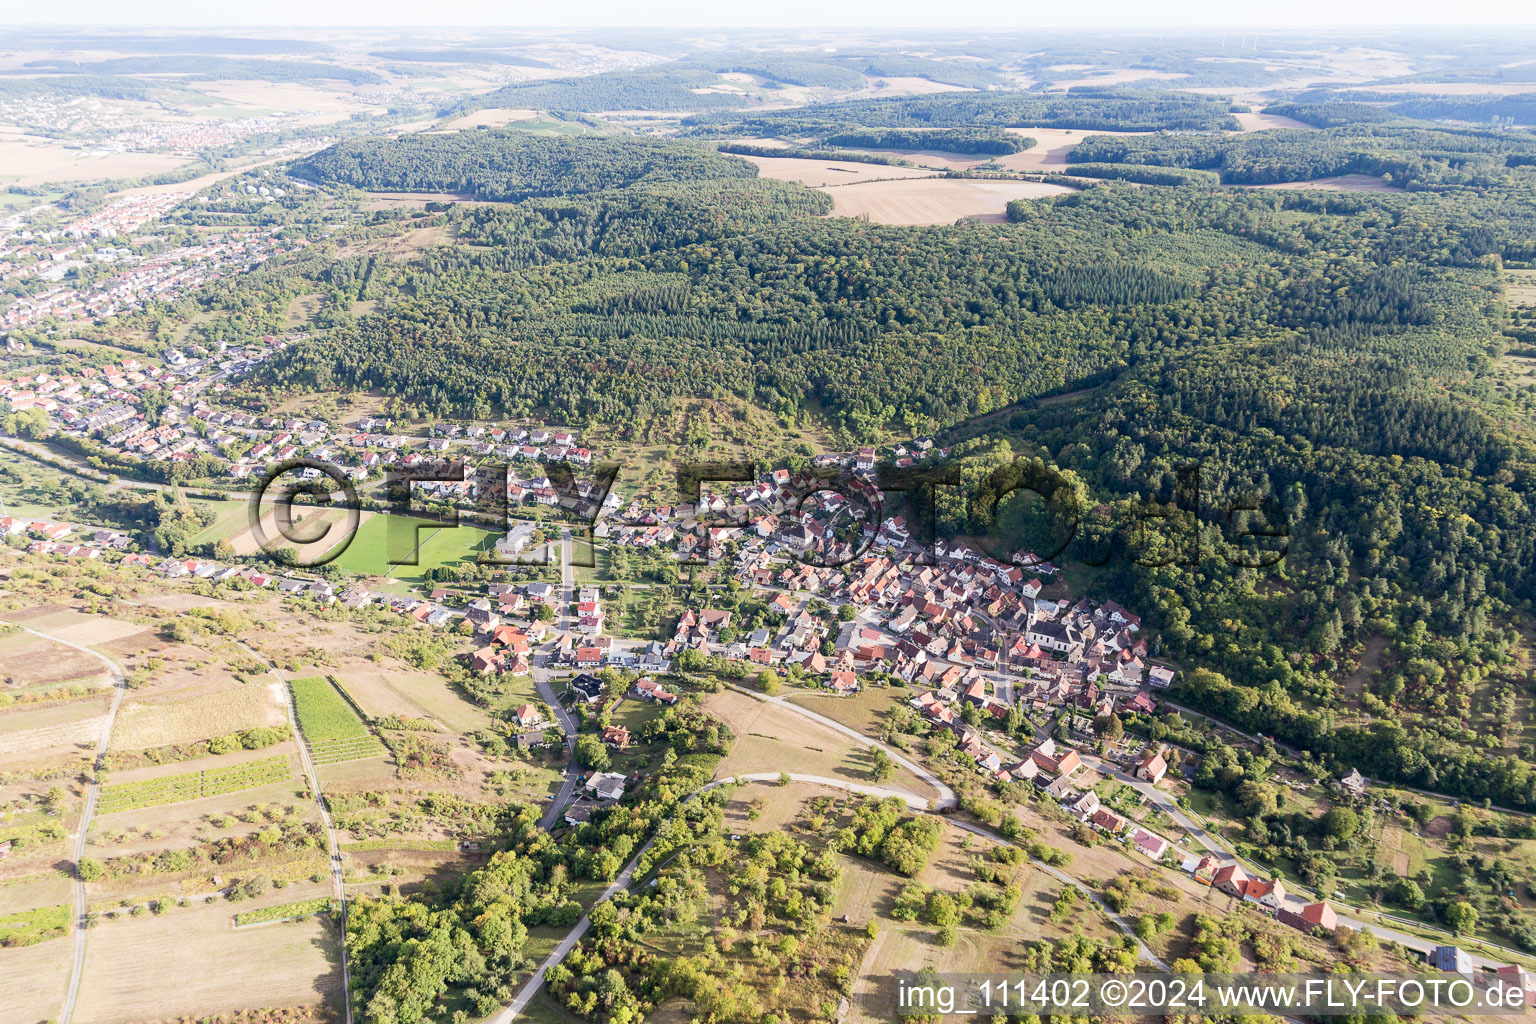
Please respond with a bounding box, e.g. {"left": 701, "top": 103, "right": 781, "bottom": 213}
{"left": 12, "top": 0, "right": 1536, "bottom": 28}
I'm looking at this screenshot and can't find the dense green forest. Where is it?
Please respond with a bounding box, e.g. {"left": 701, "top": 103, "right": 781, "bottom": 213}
{"left": 292, "top": 131, "right": 757, "bottom": 201}
{"left": 446, "top": 67, "right": 747, "bottom": 115}
{"left": 1066, "top": 123, "right": 1536, "bottom": 192}
{"left": 1277, "top": 90, "right": 1536, "bottom": 128}
{"left": 820, "top": 127, "right": 1030, "bottom": 154}
{"left": 680, "top": 88, "right": 1244, "bottom": 136}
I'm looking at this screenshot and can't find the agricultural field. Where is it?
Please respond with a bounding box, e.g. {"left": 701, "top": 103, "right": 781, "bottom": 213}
{"left": 70, "top": 885, "right": 343, "bottom": 1024}
{"left": 0, "top": 627, "right": 112, "bottom": 689}
{"left": 96, "top": 753, "right": 292, "bottom": 814}
{"left": 112, "top": 684, "right": 287, "bottom": 751}
{"left": 289, "top": 675, "right": 386, "bottom": 765}
{"left": 825, "top": 177, "right": 1075, "bottom": 224}
{"left": 0, "top": 936, "right": 73, "bottom": 1024}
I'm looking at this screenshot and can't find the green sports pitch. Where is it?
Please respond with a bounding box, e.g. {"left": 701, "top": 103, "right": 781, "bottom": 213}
{"left": 327, "top": 514, "right": 502, "bottom": 583}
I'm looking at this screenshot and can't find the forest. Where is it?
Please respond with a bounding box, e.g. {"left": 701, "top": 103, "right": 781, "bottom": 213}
{"left": 291, "top": 131, "right": 757, "bottom": 202}
{"left": 820, "top": 126, "right": 1029, "bottom": 154}
{"left": 679, "top": 88, "right": 1244, "bottom": 136}
{"left": 1065, "top": 123, "right": 1536, "bottom": 190}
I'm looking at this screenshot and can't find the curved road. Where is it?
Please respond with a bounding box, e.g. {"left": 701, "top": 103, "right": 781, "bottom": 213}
{"left": 1, "top": 620, "right": 128, "bottom": 1024}
{"left": 725, "top": 682, "right": 957, "bottom": 810}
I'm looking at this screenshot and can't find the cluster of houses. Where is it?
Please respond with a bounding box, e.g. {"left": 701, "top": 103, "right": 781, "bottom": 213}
{"left": 2, "top": 341, "right": 289, "bottom": 467}
{"left": 1, "top": 518, "right": 131, "bottom": 561}
{"left": 2, "top": 231, "right": 309, "bottom": 332}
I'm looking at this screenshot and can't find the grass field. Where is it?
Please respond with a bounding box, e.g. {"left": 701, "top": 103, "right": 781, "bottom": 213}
{"left": 703, "top": 689, "right": 928, "bottom": 797}
{"left": 233, "top": 897, "right": 333, "bottom": 926}
{"left": 0, "top": 902, "right": 70, "bottom": 946}
{"left": 289, "top": 676, "right": 385, "bottom": 765}
{"left": 328, "top": 515, "right": 501, "bottom": 584}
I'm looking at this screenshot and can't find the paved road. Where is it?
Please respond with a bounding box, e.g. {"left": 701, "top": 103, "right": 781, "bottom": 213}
{"left": 2, "top": 621, "right": 129, "bottom": 1024}
{"left": 536, "top": 674, "right": 580, "bottom": 830}
{"left": 234, "top": 640, "right": 354, "bottom": 1024}
{"left": 726, "top": 682, "right": 957, "bottom": 810}
{"left": 535, "top": 533, "right": 582, "bottom": 830}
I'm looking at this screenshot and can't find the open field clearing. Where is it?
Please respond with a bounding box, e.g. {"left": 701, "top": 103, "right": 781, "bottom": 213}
{"left": 112, "top": 685, "right": 287, "bottom": 751}
{"left": 1233, "top": 110, "right": 1315, "bottom": 131}
{"left": 438, "top": 107, "right": 538, "bottom": 130}
{"left": 1251, "top": 173, "right": 1404, "bottom": 192}
{"left": 991, "top": 127, "right": 1143, "bottom": 172}
{"left": 1341, "top": 81, "right": 1536, "bottom": 95}
{"left": 335, "top": 665, "right": 491, "bottom": 733}
{"left": 71, "top": 888, "right": 341, "bottom": 1024}
{"left": 0, "top": 871, "right": 73, "bottom": 915}
{"left": 0, "top": 933, "right": 72, "bottom": 1022}
{"left": 0, "top": 139, "right": 190, "bottom": 187}
{"left": 739, "top": 155, "right": 934, "bottom": 187}
{"left": 703, "top": 689, "right": 928, "bottom": 794}
{"left": 290, "top": 675, "right": 385, "bottom": 765}
{"left": 0, "top": 698, "right": 109, "bottom": 760}
{"left": 193, "top": 80, "right": 389, "bottom": 126}
{"left": 827, "top": 177, "right": 1074, "bottom": 225}
{"left": 88, "top": 776, "right": 312, "bottom": 859}
{"left": 1042, "top": 65, "right": 1189, "bottom": 89}
{"left": 1507, "top": 270, "right": 1536, "bottom": 306}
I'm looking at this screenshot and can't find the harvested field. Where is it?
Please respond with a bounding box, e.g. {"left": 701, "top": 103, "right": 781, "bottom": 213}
{"left": 1250, "top": 174, "right": 1403, "bottom": 192}
{"left": 0, "top": 630, "right": 108, "bottom": 687}
{"left": 112, "top": 685, "right": 286, "bottom": 751}
{"left": 1233, "top": 111, "right": 1315, "bottom": 131}
{"left": 70, "top": 885, "right": 341, "bottom": 1024}
{"left": 827, "top": 177, "right": 1073, "bottom": 225}
{"left": 6, "top": 609, "right": 145, "bottom": 648}
{"left": 0, "top": 933, "right": 72, "bottom": 1023}
{"left": 739, "top": 155, "right": 934, "bottom": 187}
{"left": 0, "top": 139, "right": 189, "bottom": 187}
{"left": 438, "top": 107, "right": 537, "bottom": 130}
{"left": 991, "top": 126, "right": 1142, "bottom": 172}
